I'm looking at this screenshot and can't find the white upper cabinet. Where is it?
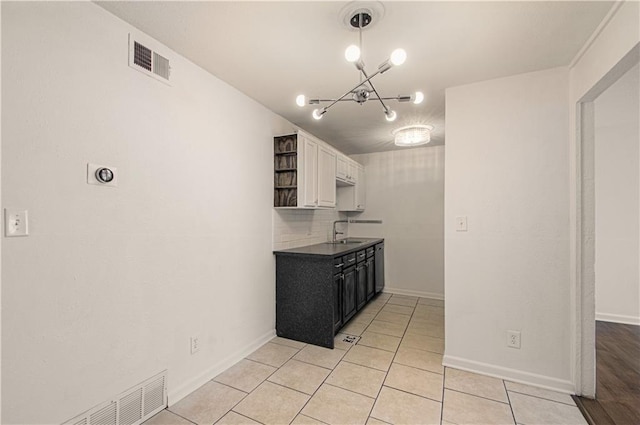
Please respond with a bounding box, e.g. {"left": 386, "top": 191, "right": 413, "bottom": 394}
{"left": 318, "top": 146, "right": 337, "bottom": 208}
{"left": 355, "top": 164, "right": 366, "bottom": 210}
{"left": 337, "top": 154, "right": 349, "bottom": 182}
{"left": 274, "top": 130, "right": 362, "bottom": 210}
{"left": 336, "top": 154, "right": 356, "bottom": 186}
{"left": 337, "top": 163, "right": 365, "bottom": 212}
{"left": 300, "top": 134, "right": 318, "bottom": 207}
{"left": 347, "top": 161, "right": 357, "bottom": 185}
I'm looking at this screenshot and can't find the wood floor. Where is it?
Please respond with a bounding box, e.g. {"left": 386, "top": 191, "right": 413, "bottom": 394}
{"left": 574, "top": 321, "right": 640, "bottom": 425}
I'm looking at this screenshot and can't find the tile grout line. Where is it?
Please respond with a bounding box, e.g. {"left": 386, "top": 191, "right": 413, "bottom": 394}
{"left": 503, "top": 379, "right": 518, "bottom": 425}
{"left": 164, "top": 409, "right": 199, "bottom": 425}
{"left": 227, "top": 410, "right": 267, "bottom": 425}
{"left": 444, "top": 387, "right": 511, "bottom": 405}
{"left": 440, "top": 367, "right": 447, "bottom": 425}
{"left": 280, "top": 321, "right": 373, "bottom": 425}
{"left": 507, "top": 389, "right": 581, "bottom": 407}
{"left": 362, "top": 294, "right": 393, "bottom": 422}
{"left": 181, "top": 380, "right": 253, "bottom": 425}
{"left": 379, "top": 383, "right": 445, "bottom": 405}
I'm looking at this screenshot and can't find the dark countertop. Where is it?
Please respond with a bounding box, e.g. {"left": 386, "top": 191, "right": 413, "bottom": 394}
{"left": 273, "top": 238, "right": 383, "bottom": 257}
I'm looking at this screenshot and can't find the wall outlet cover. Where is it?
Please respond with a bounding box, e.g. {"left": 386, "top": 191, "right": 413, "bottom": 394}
{"left": 4, "top": 209, "right": 29, "bottom": 237}
{"left": 507, "top": 330, "right": 521, "bottom": 349}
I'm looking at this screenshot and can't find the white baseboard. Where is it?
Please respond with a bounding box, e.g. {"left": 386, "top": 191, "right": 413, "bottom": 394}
{"left": 168, "top": 329, "right": 276, "bottom": 406}
{"left": 442, "top": 355, "right": 575, "bottom": 394}
{"left": 595, "top": 312, "right": 640, "bottom": 326}
{"left": 383, "top": 286, "right": 444, "bottom": 300}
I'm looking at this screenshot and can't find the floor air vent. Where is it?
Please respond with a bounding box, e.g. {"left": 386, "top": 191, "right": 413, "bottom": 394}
{"left": 129, "top": 34, "right": 171, "bottom": 85}
{"left": 63, "top": 370, "right": 167, "bottom": 425}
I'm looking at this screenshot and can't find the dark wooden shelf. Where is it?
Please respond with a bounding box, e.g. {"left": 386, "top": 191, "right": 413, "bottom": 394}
{"left": 275, "top": 150, "right": 297, "bottom": 155}
{"left": 275, "top": 186, "right": 297, "bottom": 189}
{"left": 275, "top": 168, "right": 297, "bottom": 172}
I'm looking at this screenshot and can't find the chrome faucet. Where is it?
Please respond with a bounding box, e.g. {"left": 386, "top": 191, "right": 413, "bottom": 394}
{"left": 332, "top": 220, "right": 348, "bottom": 243}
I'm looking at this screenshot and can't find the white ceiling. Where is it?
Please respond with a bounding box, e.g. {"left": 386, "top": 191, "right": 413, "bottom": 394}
{"left": 97, "top": 1, "right": 614, "bottom": 154}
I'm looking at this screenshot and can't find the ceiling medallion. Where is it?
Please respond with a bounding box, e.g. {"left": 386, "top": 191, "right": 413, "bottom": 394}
{"left": 295, "top": 7, "right": 423, "bottom": 122}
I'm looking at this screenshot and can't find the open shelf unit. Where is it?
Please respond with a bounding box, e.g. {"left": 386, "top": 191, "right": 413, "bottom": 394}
{"left": 274, "top": 134, "right": 298, "bottom": 207}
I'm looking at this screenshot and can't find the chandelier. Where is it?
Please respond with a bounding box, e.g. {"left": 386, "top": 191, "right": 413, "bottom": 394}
{"left": 295, "top": 10, "right": 423, "bottom": 122}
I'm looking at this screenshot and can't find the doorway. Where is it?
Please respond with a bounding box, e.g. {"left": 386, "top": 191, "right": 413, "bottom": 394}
{"left": 574, "top": 44, "right": 639, "bottom": 423}
{"left": 574, "top": 60, "right": 640, "bottom": 424}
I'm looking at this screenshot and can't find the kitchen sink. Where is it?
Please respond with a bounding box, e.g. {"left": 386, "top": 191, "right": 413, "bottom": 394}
{"left": 325, "top": 239, "right": 366, "bottom": 245}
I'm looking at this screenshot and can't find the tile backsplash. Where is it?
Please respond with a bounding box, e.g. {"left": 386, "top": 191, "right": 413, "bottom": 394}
{"left": 273, "top": 209, "right": 348, "bottom": 250}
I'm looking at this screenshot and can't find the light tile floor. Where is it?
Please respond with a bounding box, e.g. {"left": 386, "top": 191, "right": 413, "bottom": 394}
{"left": 144, "top": 294, "right": 588, "bottom": 425}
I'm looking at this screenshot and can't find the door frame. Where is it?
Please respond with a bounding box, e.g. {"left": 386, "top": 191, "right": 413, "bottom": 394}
{"left": 573, "top": 43, "right": 639, "bottom": 397}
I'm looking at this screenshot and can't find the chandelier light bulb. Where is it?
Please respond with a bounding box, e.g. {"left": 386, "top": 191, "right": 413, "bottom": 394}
{"left": 345, "top": 45, "right": 361, "bottom": 63}
{"left": 385, "top": 110, "right": 397, "bottom": 122}
{"left": 390, "top": 48, "right": 407, "bottom": 66}
{"left": 413, "top": 91, "right": 424, "bottom": 104}
{"left": 312, "top": 108, "right": 325, "bottom": 120}
{"left": 296, "top": 94, "right": 306, "bottom": 107}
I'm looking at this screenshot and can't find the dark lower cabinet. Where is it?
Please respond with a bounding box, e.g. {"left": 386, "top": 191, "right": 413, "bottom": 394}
{"left": 375, "top": 242, "right": 385, "bottom": 293}
{"left": 333, "top": 273, "right": 343, "bottom": 333}
{"left": 366, "top": 258, "right": 375, "bottom": 300}
{"left": 343, "top": 266, "right": 356, "bottom": 322}
{"left": 356, "top": 262, "right": 367, "bottom": 311}
{"left": 275, "top": 239, "right": 384, "bottom": 348}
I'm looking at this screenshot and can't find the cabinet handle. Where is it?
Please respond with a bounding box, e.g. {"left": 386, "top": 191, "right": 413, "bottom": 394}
{"left": 348, "top": 258, "right": 355, "bottom": 263}
{"left": 335, "top": 263, "right": 344, "bottom": 268}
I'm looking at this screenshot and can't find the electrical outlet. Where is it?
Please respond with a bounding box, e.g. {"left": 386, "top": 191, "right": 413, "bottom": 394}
{"left": 507, "top": 330, "right": 521, "bottom": 349}
{"left": 190, "top": 336, "right": 201, "bottom": 354}
{"left": 5, "top": 209, "right": 29, "bottom": 237}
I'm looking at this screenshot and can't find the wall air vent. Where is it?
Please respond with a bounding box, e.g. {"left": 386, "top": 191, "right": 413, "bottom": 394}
{"left": 129, "top": 34, "right": 171, "bottom": 85}
{"left": 133, "top": 42, "right": 152, "bottom": 71}
{"left": 63, "top": 370, "right": 167, "bottom": 425}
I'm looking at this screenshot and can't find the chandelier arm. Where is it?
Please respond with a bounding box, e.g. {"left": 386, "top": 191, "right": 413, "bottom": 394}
{"left": 313, "top": 98, "right": 360, "bottom": 103}
{"left": 321, "top": 68, "right": 384, "bottom": 113}
{"left": 360, "top": 69, "right": 391, "bottom": 113}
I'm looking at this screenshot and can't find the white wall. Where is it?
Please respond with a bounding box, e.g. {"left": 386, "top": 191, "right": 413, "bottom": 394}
{"left": 444, "top": 67, "right": 573, "bottom": 391}
{"left": 350, "top": 147, "right": 445, "bottom": 299}
{"left": 1, "top": 3, "right": 296, "bottom": 423}
{"left": 594, "top": 63, "right": 640, "bottom": 325}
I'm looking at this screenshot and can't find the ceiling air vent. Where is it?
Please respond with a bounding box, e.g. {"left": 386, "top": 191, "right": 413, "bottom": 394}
{"left": 129, "top": 34, "right": 171, "bottom": 85}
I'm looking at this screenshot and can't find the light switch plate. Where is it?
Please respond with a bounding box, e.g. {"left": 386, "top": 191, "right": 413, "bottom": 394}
{"left": 87, "top": 163, "right": 118, "bottom": 187}
{"left": 5, "top": 209, "right": 29, "bottom": 237}
{"left": 455, "top": 215, "right": 468, "bottom": 232}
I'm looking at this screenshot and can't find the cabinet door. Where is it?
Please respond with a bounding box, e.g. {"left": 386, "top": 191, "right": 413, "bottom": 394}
{"left": 347, "top": 161, "right": 357, "bottom": 184}
{"left": 366, "top": 259, "right": 375, "bottom": 300}
{"left": 355, "top": 165, "right": 366, "bottom": 211}
{"left": 374, "top": 243, "right": 385, "bottom": 293}
{"left": 318, "top": 146, "right": 336, "bottom": 208}
{"left": 356, "top": 263, "right": 367, "bottom": 311}
{"left": 342, "top": 267, "right": 356, "bottom": 322}
{"left": 336, "top": 154, "right": 348, "bottom": 181}
{"left": 333, "top": 273, "right": 343, "bottom": 333}
{"left": 300, "top": 137, "right": 318, "bottom": 207}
